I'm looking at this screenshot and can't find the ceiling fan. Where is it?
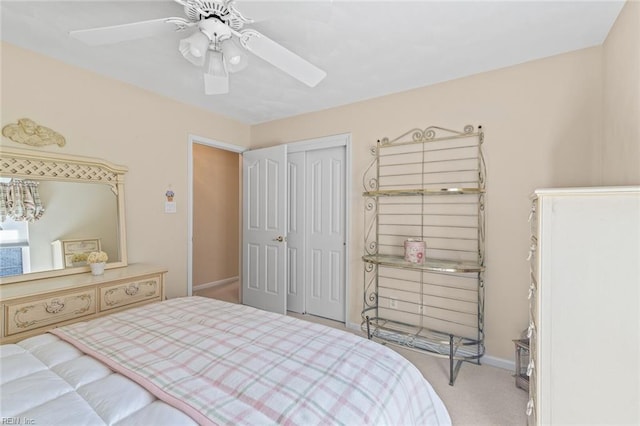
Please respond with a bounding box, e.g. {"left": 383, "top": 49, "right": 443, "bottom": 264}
{"left": 69, "top": 0, "right": 327, "bottom": 95}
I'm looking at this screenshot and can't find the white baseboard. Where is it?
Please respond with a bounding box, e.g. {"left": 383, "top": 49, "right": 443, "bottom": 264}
{"left": 346, "top": 321, "right": 363, "bottom": 333}
{"left": 346, "top": 321, "right": 514, "bottom": 371}
{"left": 193, "top": 276, "right": 239, "bottom": 292}
{"left": 481, "top": 355, "right": 515, "bottom": 371}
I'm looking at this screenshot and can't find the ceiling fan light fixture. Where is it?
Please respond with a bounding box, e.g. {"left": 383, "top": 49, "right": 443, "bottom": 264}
{"left": 199, "top": 18, "right": 231, "bottom": 41}
{"left": 204, "top": 50, "right": 229, "bottom": 95}
{"left": 70, "top": 2, "right": 328, "bottom": 95}
{"left": 179, "top": 31, "right": 210, "bottom": 66}
{"left": 220, "top": 38, "right": 248, "bottom": 73}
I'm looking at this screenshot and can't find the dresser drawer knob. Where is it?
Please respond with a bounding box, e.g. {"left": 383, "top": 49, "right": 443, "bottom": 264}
{"left": 528, "top": 283, "right": 536, "bottom": 300}
{"left": 125, "top": 285, "right": 140, "bottom": 296}
{"left": 44, "top": 299, "right": 65, "bottom": 314}
{"left": 526, "top": 399, "right": 534, "bottom": 416}
{"left": 527, "top": 359, "right": 535, "bottom": 376}
{"left": 527, "top": 241, "right": 537, "bottom": 260}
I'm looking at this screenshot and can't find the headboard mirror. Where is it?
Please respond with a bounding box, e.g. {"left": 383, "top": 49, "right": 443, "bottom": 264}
{"left": 0, "top": 147, "right": 128, "bottom": 284}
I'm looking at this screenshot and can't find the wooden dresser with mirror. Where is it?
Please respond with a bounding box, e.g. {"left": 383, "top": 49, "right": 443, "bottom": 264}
{"left": 0, "top": 147, "right": 165, "bottom": 344}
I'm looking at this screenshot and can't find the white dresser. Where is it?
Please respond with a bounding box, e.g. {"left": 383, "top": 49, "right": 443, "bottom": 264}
{"left": 528, "top": 187, "right": 639, "bottom": 425}
{"left": 0, "top": 264, "right": 166, "bottom": 344}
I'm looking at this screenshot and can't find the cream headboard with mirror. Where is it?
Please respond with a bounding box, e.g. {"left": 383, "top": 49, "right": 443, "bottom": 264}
{"left": 0, "top": 147, "right": 127, "bottom": 284}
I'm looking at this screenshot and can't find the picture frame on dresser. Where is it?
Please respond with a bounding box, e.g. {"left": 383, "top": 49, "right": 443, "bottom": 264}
{"left": 51, "top": 237, "right": 102, "bottom": 269}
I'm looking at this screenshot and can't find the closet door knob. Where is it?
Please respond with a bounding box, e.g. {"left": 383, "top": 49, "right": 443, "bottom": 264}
{"left": 274, "top": 236, "right": 285, "bottom": 242}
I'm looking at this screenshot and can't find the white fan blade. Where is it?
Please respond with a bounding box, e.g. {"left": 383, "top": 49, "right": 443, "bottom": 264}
{"left": 69, "top": 18, "right": 180, "bottom": 46}
{"left": 240, "top": 30, "right": 326, "bottom": 87}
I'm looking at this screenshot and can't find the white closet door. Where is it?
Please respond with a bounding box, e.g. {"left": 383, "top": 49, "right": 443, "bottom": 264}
{"left": 242, "top": 145, "right": 287, "bottom": 315}
{"left": 305, "top": 146, "right": 346, "bottom": 321}
{"left": 286, "top": 152, "right": 305, "bottom": 313}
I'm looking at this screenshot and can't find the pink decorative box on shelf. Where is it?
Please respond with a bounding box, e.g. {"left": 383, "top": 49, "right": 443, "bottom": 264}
{"left": 404, "top": 239, "right": 426, "bottom": 264}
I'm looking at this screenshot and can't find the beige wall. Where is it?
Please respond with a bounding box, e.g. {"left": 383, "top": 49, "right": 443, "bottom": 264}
{"left": 252, "top": 47, "right": 604, "bottom": 360}
{"left": 602, "top": 0, "right": 640, "bottom": 185}
{"left": 0, "top": 42, "right": 251, "bottom": 298}
{"left": 192, "top": 144, "right": 240, "bottom": 286}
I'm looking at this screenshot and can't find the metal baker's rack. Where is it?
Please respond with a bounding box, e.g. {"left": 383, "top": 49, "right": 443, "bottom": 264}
{"left": 361, "top": 124, "right": 486, "bottom": 385}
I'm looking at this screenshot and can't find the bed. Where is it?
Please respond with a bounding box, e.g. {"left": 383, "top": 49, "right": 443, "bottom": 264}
{"left": 0, "top": 296, "right": 451, "bottom": 425}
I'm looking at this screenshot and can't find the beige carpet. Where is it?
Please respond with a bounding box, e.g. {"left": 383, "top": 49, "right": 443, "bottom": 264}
{"left": 194, "top": 282, "right": 528, "bottom": 425}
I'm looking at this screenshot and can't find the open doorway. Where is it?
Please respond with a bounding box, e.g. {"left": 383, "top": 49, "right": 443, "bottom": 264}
{"left": 188, "top": 136, "right": 245, "bottom": 302}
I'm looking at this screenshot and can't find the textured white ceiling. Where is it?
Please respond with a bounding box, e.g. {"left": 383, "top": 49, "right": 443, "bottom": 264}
{"left": 1, "top": 1, "right": 625, "bottom": 124}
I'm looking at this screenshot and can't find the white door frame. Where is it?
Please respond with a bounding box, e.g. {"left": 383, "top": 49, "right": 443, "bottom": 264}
{"left": 187, "top": 134, "right": 246, "bottom": 297}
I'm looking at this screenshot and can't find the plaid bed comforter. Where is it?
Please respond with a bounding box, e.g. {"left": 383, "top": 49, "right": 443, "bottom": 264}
{"left": 51, "top": 296, "right": 450, "bottom": 426}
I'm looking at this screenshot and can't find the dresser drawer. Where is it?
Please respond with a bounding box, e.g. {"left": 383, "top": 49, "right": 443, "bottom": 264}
{"left": 4, "top": 289, "right": 96, "bottom": 336}
{"left": 99, "top": 275, "right": 161, "bottom": 311}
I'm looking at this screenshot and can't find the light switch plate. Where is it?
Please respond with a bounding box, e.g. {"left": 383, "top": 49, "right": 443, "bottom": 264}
{"left": 165, "top": 201, "right": 176, "bottom": 214}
